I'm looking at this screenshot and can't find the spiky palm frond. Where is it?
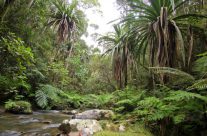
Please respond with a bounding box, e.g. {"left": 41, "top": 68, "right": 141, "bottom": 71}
{"left": 98, "top": 25, "right": 135, "bottom": 88}
{"left": 47, "top": 0, "right": 84, "bottom": 43}
{"left": 122, "top": 0, "right": 207, "bottom": 69}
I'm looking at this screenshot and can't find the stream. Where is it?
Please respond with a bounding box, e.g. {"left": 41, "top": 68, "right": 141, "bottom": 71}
{"left": 0, "top": 110, "right": 70, "bottom": 136}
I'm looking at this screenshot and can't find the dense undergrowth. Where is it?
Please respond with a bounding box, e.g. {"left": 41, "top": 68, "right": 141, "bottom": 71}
{"left": 1, "top": 0, "right": 207, "bottom": 136}
{"left": 4, "top": 84, "right": 207, "bottom": 136}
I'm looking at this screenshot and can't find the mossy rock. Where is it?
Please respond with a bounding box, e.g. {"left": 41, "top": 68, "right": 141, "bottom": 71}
{"left": 5, "top": 100, "right": 32, "bottom": 114}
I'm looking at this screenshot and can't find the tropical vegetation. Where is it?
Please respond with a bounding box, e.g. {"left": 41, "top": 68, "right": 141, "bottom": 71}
{"left": 0, "top": 0, "right": 207, "bottom": 136}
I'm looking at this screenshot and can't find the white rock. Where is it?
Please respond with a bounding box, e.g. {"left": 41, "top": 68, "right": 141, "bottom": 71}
{"left": 71, "top": 110, "right": 78, "bottom": 114}
{"left": 62, "top": 119, "right": 70, "bottom": 124}
{"left": 119, "top": 125, "right": 125, "bottom": 132}
{"left": 74, "top": 109, "right": 114, "bottom": 120}
{"left": 69, "top": 119, "right": 102, "bottom": 133}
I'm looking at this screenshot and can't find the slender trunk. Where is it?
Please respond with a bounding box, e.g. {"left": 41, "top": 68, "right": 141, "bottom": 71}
{"left": 119, "top": 69, "right": 122, "bottom": 89}
{"left": 124, "top": 61, "right": 128, "bottom": 87}
{"left": 28, "top": 0, "right": 34, "bottom": 8}
{"left": 124, "top": 45, "right": 128, "bottom": 87}
{"left": 65, "top": 43, "right": 74, "bottom": 69}
{"left": 187, "top": 25, "right": 193, "bottom": 71}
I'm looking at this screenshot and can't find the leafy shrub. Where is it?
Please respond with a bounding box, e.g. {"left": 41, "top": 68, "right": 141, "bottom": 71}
{"left": 0, "top": 75, "right": 31, "bottom": 101}
{"left": 133, "top": 89, "right": 207, "bottom": 135}
{"left": 5, "top": 100, "right": 32, "bottom": 114}
{"left": 0, "top": 33, "right": 34, "bottom": 75}
{"left": 59, "top": 92, "right": 114, "bottom": 109}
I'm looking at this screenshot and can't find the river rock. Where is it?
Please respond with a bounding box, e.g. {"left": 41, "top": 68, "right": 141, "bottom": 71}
{"left": 20, "top": 118, "right": 40, "bottom": 124}
{"left": 69, "top": 119, "right": 102, "bottom": 133}
{"left": 0, "top": 130, "right": 21, "bottom": 136}
{"left": 58, "top": 119, "right": 71, "bottom": 135}
{"left": 73, "top": 109, "right": 114, "bottom": 120}
{"left": 41, "top": 120, "right": 52, "bottom": 124}
{"left": 62, "top": 110, "right": 78, "bottom": 115}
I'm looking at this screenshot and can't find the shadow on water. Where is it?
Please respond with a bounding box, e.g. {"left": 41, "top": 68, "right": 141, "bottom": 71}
{"left": 0, "top": 110, "right": 70, "bottom": 136}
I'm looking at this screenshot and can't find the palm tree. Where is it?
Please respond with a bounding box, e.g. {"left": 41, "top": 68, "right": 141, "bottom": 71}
{"left": 47, "top": 0, "right": 87, "bottom": 70}
{"left": 122, "top": 0, "right": 207, "bottom": 83}
{"left": 99, "top": 25, "right": 135, "bottom": 89}
{"left": 47, "top": 0, "right": 86, "bottom": 58}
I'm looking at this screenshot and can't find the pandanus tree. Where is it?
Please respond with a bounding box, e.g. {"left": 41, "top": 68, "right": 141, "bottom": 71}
{"left": 99, "top": 25, "right": 135, "bottom": 89}
{"left": 122, "top": 0, "right": 207, "bottom": 83}
{"left": 47, "top": 0, "right": 86, "bottom": 60}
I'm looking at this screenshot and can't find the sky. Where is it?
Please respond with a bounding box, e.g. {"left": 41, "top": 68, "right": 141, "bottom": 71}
{"left": 81, "top": 0, "right": 121, "bottom": 48}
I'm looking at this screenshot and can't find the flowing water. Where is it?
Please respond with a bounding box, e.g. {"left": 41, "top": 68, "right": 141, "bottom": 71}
{"left": 0, "top": 110, "right": 70, "bottom": 136}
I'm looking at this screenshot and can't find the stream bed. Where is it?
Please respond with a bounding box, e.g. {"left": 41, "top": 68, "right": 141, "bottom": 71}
{"left": 0, "top": 110, "right": 70, "bottom": 136}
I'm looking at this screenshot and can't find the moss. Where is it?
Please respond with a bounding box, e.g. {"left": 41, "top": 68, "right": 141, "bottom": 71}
{"left": 5, "top": 100, "right": 32, "bottom": 114}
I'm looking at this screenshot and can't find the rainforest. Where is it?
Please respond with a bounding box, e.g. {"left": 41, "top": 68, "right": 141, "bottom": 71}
{"left": 0, "top": 0, "right": 207, "bottom": 136}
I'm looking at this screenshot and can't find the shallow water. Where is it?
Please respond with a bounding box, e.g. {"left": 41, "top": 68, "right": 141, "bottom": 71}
{"left": 0, "top": 110, "right": 70, "bottom": 136}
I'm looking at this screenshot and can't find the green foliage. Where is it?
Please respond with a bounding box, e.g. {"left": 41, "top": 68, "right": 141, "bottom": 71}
{"left": 188, "top": 79, "right": 207, "bottom": 90}
{"left": 164, "top": 90, "right": 207, "bottom": 102}
{"left": 113, "top": 87, "right": 145, "bottom": 113}
{"left": 35, "top": 84, "right": 62, "bottom": 109}
{"left": 131, "top": 88, "right": 207, "bottom": 135}
{"left": 0, "top": 33, "right": 34, "bottom": 75}
{"left": 48, "top": 0, "right": 87, "bottom": 43}
{"left": 193, "top": 52, "right": 207, "bottom": 76}
{"left": 60, "top": 91, "right": 84, "bottom": 108}
{"left": 150, "top": 67, "right": 195, "bottom": 81}
{"left": 5, "top": 100, "right": 32, "bottom": 114}
{"left": 84, "top": 93, "right": 114, "bottom": 108}
{"left": 0, "top": 75, "right": 31, "bottom": 101}
{"left": 59, "top": 91, "right": 114, "bottom": 109}
{"left": 0, "top": 1, "right": 207, "bottom": 136}
{"left": 47, "top": 61, "right": 70, "bottom": 89}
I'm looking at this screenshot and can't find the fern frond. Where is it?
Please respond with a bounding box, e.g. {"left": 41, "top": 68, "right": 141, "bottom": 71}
{"left": 188, "top": 79, "right": 207, "bottom": 90}
{"left": 35, "top": 84, "right": 62, "bottom": 108}
{"left": 149, "top": 67, "right": 195, "bottom": 81}
{"left": 138, "top": 97, "right": 162, "bottom": 107}
{"left": 136, "top": 97, "right": 178, "bottom": 121}
{"left": 35, "top": 90, "right": 48, "bottom": 108}
{"left": 173, "top": 114, "right": 185, "bottom": 124}
{"left": 164, "top": 90, "right": 207, "bottom": 102}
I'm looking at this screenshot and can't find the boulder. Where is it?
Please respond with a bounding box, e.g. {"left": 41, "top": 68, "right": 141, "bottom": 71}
{"left": 69, "top": 119, "right": 102, "bottom": 133}
{"left": 58, "top": 120, "right": 71, "bottom": 135}
{"left": 73, "top": 109, "right": 114, "bottom": 120}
